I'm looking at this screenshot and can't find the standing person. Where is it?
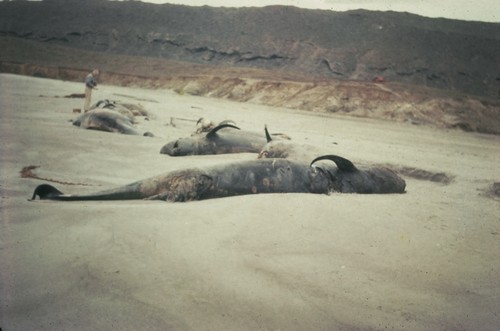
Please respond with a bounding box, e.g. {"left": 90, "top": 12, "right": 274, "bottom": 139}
{"left": 83, "top": 69, "right": 99, "bottom": 112}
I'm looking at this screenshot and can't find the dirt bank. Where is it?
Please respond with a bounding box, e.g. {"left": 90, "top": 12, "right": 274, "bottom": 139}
{"left": 2, "top": 60, "right": 499, "bottom": 135}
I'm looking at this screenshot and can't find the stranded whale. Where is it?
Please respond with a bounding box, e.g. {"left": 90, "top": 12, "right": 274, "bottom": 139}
{"left": 160, "top": 123, "right": 283, "bottom": 156}
{"left": 73, "top": 109, "right": 153, "bottom": 137}
{"left": 30, "top": 155, "right": 405, "bottom": 203}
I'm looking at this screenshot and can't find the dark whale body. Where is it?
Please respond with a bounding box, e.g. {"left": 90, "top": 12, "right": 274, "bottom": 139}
{"left": 31, "top": 159, "right": 331, "bottom": 202}
{"left": 30, "top": 155, "right": 405, "bottom": 203}
{"left": 73, "top": 109, "right": 153, "bottom": 136}
{"left": 160, "top": 124, "right": 269, "bottom": 156}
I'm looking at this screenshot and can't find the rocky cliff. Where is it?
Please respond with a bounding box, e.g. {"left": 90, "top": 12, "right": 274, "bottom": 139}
{"left": 1, "top": 0, "right": 499, "bottom": 98}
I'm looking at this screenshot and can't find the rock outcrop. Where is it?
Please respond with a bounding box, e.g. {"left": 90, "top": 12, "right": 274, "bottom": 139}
{"left": 1, "top": 0, "right": 499, "bottom": 98}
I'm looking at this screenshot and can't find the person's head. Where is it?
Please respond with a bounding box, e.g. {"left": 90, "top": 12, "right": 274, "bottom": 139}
{"left": 92, "top": 69, "right": 100, "bottom": 76}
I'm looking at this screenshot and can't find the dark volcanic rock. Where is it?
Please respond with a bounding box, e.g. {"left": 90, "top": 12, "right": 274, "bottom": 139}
{"left": 0, "top": 0, "right": 499, "bottom": 97}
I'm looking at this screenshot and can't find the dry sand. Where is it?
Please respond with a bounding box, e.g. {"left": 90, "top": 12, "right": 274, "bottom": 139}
{"left": 1, "top": 73, "right": 499, "bottom": 330}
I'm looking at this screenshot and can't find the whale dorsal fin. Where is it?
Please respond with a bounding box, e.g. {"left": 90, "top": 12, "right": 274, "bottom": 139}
{"left": 264, "top": 125, "right": 272, "bottom": 142}
{"left": 206, "top": 123, "right": 240, "bottom": 139}
{"left": 310, "top": 155, "right": 357, "bottom": 172}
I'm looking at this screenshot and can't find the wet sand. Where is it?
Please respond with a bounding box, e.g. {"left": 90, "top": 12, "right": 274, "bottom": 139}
{"left": 1, "top": 74, "right": 499, "bottom": 330}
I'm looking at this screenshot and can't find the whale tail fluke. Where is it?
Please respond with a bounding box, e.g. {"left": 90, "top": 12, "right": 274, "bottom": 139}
{"left": 30, "top": 184, "right": 64, "bottom": 200}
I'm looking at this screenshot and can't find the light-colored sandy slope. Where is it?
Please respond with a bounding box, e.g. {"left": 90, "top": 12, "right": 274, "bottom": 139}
{"left": 1, "top": 74, "right": 499, "bottom": 330}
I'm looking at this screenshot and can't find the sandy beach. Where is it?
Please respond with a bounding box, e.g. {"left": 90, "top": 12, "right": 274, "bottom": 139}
{"left": 1, "top": 73, "right": 499, "bottom": 330}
